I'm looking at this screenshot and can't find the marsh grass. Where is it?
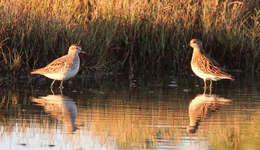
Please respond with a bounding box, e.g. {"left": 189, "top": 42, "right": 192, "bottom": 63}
{"left": 0, "top": 0, "right": 259, "bottom": 78}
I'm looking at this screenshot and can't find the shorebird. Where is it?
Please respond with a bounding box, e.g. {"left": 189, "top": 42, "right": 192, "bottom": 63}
{"left": 190, "top": 39, "right": 234, "bottom": 92}
{"left": 31, "top": 44, "right": 85, "bottom": 89}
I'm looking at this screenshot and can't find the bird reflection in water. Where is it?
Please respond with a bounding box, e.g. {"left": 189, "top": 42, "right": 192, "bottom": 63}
{"left": 31, "top": 94, "right": 77, "bottom": 132}
{"left": 186, "top": 94, "right": 232, "bottom": 134}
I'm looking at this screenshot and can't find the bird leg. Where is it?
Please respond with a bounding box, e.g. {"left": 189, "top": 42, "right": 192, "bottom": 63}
{"left": 203, "top": 88, "right": 206, "bottom": 95}
{"left": 59, "top": 80, "right": 64, "bottom": 89}
{"left": 59, "top": 88, "right": 63, "bottom": 95}
{"left": 209, "top": 80, "right": 213, "bottom": 94}
{"left": 209, "top": 87, "right": 212, "bottom": 95}
{"left": 50, "top": 88, "right": 55, "bottom": 95}
{"left": 50, "top": 80, "right": 56, "bottom": 88}
{"left": 203, "top": 79, "right": 207, "bottom": 94}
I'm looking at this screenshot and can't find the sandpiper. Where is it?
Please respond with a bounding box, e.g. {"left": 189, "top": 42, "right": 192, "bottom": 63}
{"left": 190, "top": 39, "right": 234, "bottom": 92}
{"left": 31, "top": 44, "right": 85, "bottom": 88}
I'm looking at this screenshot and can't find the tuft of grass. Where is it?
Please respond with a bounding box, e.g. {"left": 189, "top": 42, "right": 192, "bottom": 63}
{"left": 0, "top": 0, "right": 259, "bottom": 78}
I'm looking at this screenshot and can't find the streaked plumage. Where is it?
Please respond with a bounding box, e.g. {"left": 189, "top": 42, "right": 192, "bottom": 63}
{"left": 31, "top": 44, "right": 84, "bottom": 88}
{"left": 190, "top": 39, "right": 234, "bottom": 91}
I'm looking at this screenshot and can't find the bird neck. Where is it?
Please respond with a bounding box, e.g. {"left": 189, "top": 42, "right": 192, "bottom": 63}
{"left": 68, "top": 51, "right": 79, "bottom": 57}
{"left": 67, "top": 51, "right": 80, "bottom": 64}
{"left": 189, "top": 118, "right": 198, "bottom": 127}
{"left": 192, "top": 47, "right": 202, "bottom": 58}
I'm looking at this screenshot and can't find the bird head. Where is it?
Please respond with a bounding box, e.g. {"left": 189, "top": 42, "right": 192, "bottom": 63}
{"left": 68, "top": 44, "right": 86, "bottom": 54}
{"left": 190, "top": 39, "right": 203, "bottom": 49}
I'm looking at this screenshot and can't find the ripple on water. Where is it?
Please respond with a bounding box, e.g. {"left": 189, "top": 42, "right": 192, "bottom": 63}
{"left": 0, "top": 76, "right": 260, "bottom": 150}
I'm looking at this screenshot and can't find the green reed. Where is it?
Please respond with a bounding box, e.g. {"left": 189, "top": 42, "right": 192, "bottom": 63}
{"left": 0, "top": 0, "right": 259, "bottom": 77}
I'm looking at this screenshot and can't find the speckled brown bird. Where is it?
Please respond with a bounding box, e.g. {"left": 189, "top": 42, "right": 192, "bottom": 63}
{"left": 31, "top": 44, "right": 85, "bottom": 88}
{"left": 190, "top": 39, "right": 234, "bottom": 91}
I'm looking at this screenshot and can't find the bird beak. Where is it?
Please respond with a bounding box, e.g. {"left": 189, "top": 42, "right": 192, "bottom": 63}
{"left": 80, "top": 50, "right": 87, "bottom": 54}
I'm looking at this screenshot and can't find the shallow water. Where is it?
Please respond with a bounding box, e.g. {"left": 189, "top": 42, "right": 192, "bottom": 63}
{"left": 0, "top": 74, "right": 260, "bottom": 150}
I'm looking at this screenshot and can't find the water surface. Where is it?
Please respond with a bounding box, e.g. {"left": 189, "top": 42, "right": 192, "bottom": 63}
{"left": 0, "top": 74, "right": 260, "bottom": 150}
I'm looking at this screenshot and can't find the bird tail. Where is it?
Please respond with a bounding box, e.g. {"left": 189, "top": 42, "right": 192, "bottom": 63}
{"left": 222, "top": 74, "right": 234, "bottom": 81}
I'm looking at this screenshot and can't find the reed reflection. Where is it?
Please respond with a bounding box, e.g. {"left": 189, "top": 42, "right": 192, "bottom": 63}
{"left": 31, "top": 94, "right": 77, "bottom": 132}
{"left": 186, "top": 94, "right": 232, "bottom": 134}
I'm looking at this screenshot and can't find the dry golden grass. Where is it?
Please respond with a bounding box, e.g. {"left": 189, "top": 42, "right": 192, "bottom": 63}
{"left": 0, "top": 0, "right": 259, "bottom": 75}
